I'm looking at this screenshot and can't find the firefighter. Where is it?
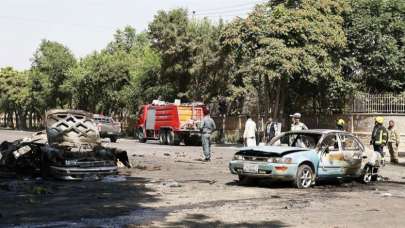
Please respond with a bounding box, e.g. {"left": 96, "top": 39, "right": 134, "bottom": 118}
{"left": 336, "top": 119, "right": 345, "bottom": 131}
{"left": 387, "top": 120, "right": 400, "bottom": 164}
{"left": 371, "top": 116, "right": 388, "bottom": 157}
{"left": 200, "top": 108, "right": 216, "bottom": 161}
{"left": 290, "top": 113, "right": 308, "bottom": 131}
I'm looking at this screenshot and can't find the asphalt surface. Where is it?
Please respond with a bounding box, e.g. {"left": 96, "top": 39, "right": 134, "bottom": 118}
{"left": 1, "top": 130, "right": 405, "bottom": 227}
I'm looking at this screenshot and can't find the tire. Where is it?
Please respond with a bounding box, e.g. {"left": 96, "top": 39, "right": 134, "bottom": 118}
{"left": 238, "top": 175, "right": 257, "bottom": 186}
{"left": 159, "top": 130, "right": 167, "bottom": 145}
{"left": 138, "top": 128, "right": 147, "bottom": 143}
{"left": 166, "top": 130, "right": 180, "bottom": 146}
{"left": 293, "top": 164, "right": 314, "bottom": 189}
{"left": 110, "top": 136, "right": 118, "bottom": 143}
{"left": 184, "top": 135, "right": 192, "bottom": 146}
{"left": 185, "top": 135, "right": 202, "bottom": 146}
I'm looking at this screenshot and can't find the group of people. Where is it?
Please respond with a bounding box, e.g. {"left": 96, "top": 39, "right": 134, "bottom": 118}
{"left": 199, "top": 109, "right": 401, "bottom": 164}
{"left": 242, "top": 112, "right": 308, "bottom": 147}
{"left": 371, "top": 117, "right": 401, "bottom": 164}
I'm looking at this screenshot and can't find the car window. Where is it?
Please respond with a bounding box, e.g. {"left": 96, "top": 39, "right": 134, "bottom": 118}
{"left": 320, "top": 134, "right": 340, "bottom": 152}
{"left": 271, "top": 133, "right": 321, "bottom": 149}
{"left": 339, "top": 134, "right": 361, "bottom": 151}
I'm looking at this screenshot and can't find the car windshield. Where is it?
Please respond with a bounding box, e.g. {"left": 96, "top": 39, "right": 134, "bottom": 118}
{"left": 270, "top": 132, "right": 322, "bottom": 149}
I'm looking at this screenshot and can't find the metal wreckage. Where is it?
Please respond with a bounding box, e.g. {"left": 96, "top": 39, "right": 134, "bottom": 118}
{"left": 0, "top": 109, "right": 131, "bottom": 180}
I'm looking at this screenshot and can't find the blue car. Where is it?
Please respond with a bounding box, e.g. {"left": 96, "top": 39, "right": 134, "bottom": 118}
{"left": 229, "top": 130, "right": 382, "bottom": 188}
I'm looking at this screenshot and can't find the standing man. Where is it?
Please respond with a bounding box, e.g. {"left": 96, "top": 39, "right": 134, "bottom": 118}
{"left": 290, "top": 113, "right": 308, "bottom": 131}
{"left": 200, "top": 109, "right": 216, "bottom": 161}
{"left": 266, "top": 117, "right": 277, "bottom": 143}
{"left": 336, "top": 119, "right": 345, "bottom": 131}
{"left": 371, "top": 116, "right": 388, "bottom": 157}
{"left": 387, "top": 120, "right": 400, "bottom": 164}
{"left": 243, "top": 114, "right": 257, "bottom": 147}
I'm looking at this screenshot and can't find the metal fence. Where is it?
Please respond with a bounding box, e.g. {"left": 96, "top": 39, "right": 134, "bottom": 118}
{"left": 352, "top": 93, "right": 405, "bottom": 113}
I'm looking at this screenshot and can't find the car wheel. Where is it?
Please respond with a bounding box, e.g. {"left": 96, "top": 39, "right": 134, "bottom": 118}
{"left": 361, "top": 165, "right": 376, "bottom": 183}
{"left": 294, "top": 164, "right": 314, "bottom": 189}
{"left": 238, "top": 175, "right": 257, "bottom": 186}
{"left": 138, "top": 128, "right": 147, "bottom": 143}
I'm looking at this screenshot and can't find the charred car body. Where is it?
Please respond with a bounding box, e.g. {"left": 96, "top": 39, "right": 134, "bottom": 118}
{"left": 229, "top": 130, "right": 382, "bottom": 188}
{"left": 0, "top": 109, "right": 130, "bottom": 180}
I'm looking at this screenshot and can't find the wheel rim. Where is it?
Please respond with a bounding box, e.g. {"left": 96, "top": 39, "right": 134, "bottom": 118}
{"left": 300, "top": 168, "right": 312, "bottom": 188}
{"left": 363, "top": 166, "right": 372, "bottom": 183}
{"left": 167, "top": 131, "right": 173, "bottom": 144}
{"left": 139, "top": 129, "right": 144, "bottom": 140}
{"left": 363, "top": 173, "right": 372, "bottom": 183}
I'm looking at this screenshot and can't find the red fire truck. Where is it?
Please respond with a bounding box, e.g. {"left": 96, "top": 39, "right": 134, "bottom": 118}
{"left": 135, "top": 102, "right": 207, "bottom": 145}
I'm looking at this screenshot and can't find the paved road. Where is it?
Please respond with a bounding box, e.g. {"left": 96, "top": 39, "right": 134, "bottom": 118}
{"left": 1, "top": 130, "right": 405, "bottom": 227}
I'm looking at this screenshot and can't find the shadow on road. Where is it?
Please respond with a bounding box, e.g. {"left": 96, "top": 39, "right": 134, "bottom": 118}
{"left": 0, "top": 176, "right": 163, "bottom": 226}
{"left": 164, "top": 213, "right": 290, "bottom": 227}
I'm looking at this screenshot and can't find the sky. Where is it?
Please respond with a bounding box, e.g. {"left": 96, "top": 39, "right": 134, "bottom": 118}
{"left": 0, "top": 0, "right": 265, "bottom": 69}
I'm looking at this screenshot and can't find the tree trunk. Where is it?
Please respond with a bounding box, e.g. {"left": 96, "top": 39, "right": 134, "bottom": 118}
{"left": 272, "top": 78, "right": 281, "bottom": 120}
{"left": 29, "top": 111, "right": 33, "bottom": 129}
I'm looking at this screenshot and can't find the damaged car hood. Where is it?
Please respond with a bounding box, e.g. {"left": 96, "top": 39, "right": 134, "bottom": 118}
{"left": 237, "top": 146, "right": 310, "bottom": 157}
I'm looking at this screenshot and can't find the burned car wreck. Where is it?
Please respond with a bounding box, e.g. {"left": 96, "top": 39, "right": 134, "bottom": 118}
{"left": 0, "top": 109, "right": 130, "bottom": 180}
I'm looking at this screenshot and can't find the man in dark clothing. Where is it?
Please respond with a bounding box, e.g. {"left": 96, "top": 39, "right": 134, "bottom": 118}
{"left": 266, "top": 118, "right": 277, "bottom": 143}
{"left": 371, "top": 116, "right": 388, "bottom": 157}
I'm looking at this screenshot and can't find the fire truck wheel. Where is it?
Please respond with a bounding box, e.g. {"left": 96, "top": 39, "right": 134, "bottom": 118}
{"left": 138, "top": 128, "right": 147, "bottom": 143}
{"left": 159, "top": 130, "right": 168, "bottom": 145}
{"left": 166, "top": 130, "right": 180, "bottom": 145}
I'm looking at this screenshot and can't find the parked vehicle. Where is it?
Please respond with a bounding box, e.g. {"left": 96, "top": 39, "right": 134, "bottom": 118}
{"left": 229, "top": 129, "right": 382, "bottom": 188}
{"left": 135, "top": 102, "right": 207, "bottom": 145}
{"left": 93, "top": 114, "right": 121, "bottom": 143}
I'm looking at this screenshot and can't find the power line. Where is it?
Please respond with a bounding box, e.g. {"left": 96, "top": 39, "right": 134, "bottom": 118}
{"left": 194, "top": 6, "right": 256, "bottom": 16}
{"left": 195, "top": 0, "right": 267, "bottom": 14}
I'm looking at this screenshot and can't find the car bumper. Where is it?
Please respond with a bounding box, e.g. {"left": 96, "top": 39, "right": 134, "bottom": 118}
{"left": 229, "top": 160, "right": 298, "bottom": 181}
{"left": 49, "top": 165, "right": 118, "bottom": 180}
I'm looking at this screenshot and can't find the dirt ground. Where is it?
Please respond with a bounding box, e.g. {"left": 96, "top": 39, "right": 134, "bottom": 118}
{"left": 1, "top": 130, "right": 405, "bottom": 228}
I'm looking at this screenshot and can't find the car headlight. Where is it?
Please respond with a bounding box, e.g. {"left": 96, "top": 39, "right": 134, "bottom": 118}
{"left": 233, "top": 155, "right": 244, "bottom": 160}
{"left": 267, "top": 157, "right": 292, "bottom": 164}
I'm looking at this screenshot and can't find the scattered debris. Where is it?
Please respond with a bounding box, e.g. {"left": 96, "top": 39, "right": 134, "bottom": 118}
{"left": 381, "top": 193, "right": 392, "bottom": 197}
{"left": 102, "top": 175, "right": 127, "bottom": 183}
{"left": 161, "top": 180, "right": 181, "bottom": 188}
{"left": 134, "top": 164, "right": 162, "bottom": 171}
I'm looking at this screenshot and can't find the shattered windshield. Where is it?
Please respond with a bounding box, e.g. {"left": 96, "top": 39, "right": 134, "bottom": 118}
{"left": 270, "top": 133, "right": 322, "bottom": 149}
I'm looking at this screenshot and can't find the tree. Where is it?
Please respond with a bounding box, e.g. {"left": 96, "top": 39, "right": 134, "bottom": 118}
{"left": 148, "top": 8, "right": 192, "bottom": 100}
{"left": 31, "top": 40, "right": 76, "bottom": 108}
{"left": 344, "top": 0, "right": 405, "bottom": 93}
{"left": 221, "top": 0, "right": 352, "bottom": 118}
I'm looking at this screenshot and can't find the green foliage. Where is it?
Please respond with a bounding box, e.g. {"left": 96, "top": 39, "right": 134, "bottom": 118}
{"left": 32, "top": 40, "right": 76, "bottom": 108}
{"left": 221, "top": 0, "right": 354, "bottom": 117}
{"left": 344, "top": 0, "right": 405, "bottom": 93}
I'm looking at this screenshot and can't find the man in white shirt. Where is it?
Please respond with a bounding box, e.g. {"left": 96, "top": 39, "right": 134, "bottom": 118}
{"left": 243, "top": 114, "right": 257, "bottom": 147}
